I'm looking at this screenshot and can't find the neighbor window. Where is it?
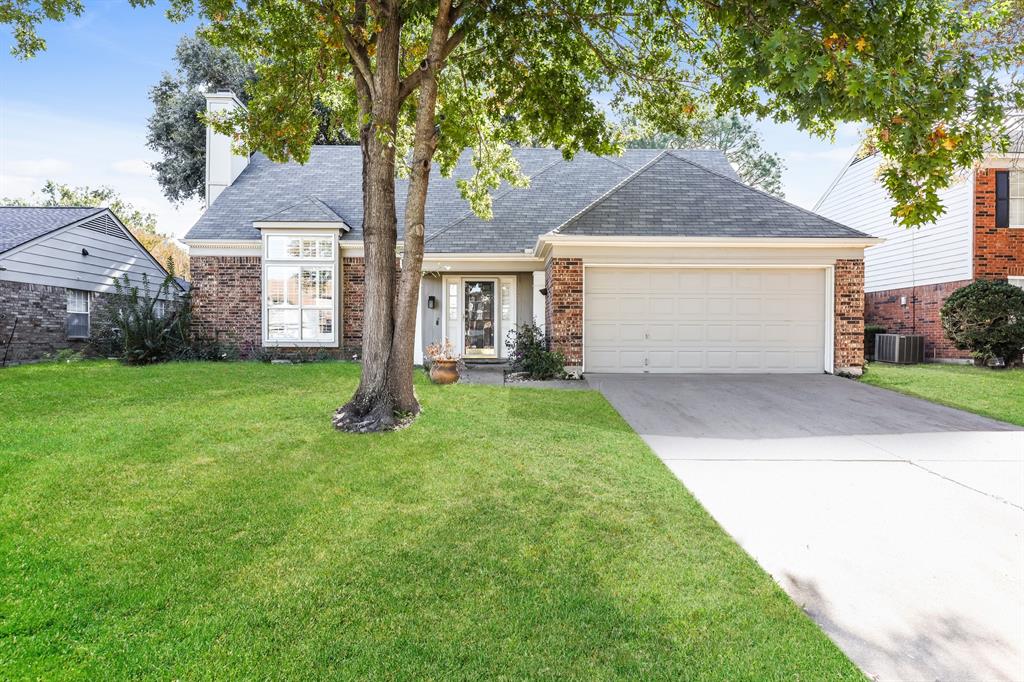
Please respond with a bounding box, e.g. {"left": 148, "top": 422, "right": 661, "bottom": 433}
{"left": 1009, "top": 276, "right": 1024, "bottom": 290}
{"left": 66, "top": 289, "right": 90, "bottom": 338}
{"left": 263, "top": 235, "right": 337, "bottom": 344}
{"left": 1011, "top": 171, "right": 1024, "bottom": 227}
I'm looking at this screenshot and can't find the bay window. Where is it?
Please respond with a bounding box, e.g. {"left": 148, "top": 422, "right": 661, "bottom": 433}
{"left": 263, "top": 234, "right": 338, "bottom": 345}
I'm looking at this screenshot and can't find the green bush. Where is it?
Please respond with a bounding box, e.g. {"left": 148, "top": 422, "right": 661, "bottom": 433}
{"left": 941, "top": 279, "right": 1024, "bottom": 366}
{"left": 864, "top": 324, "right": 886, "bottom": 360}
{"left": 504, "top": 323, "right": 566, "bottom": 380}
{"left": 93, "top": 272, "right": 236, "bottom": 365}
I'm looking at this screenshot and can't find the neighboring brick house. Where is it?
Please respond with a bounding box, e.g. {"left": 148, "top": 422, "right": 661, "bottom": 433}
{"left": 0, "top": 207, "right": 185, "bottom": 365}
{"left": 816, "top": 148, "right": 1024, "bottom": 362}
{"left": 185, "top": 92, "right": 875, "bottom": 375}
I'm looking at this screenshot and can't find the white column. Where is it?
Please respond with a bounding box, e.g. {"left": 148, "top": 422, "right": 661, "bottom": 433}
{"left": 532, "top": 270, "right": 546, "bottom": 332}
{"left": 414, "top": 280, "right": 424, "bottom": 365}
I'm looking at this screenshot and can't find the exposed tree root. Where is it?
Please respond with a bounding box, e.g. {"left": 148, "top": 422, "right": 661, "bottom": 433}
{"left": 333, "top": 393, "right": 398, "bottom": 433}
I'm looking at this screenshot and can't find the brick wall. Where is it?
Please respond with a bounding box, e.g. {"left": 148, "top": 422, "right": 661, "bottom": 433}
{"left": 0, "top": 280, "right": 112, "bottom": 364}
{"left": 545, "top": 257, "right": 583, "bottom": 367}
{"left": 190, "top": 256, "right": 263, "bottom": 353}
{"left": 190, "top": 254, "right": 365, "bottom": 358}
{"left": 342, "top": 256, "right": 365, "bottom": 357}
{"left": 834, "top": 259, "right": 865, "bottom": 372}
{"left": 974, "top": 168, "right": 1024, "bottom": 279}
{"left": 864, "top": 280, "right": 972, "bottom": 361}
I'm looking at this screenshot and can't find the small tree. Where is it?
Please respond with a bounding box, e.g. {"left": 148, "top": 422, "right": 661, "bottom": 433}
{"left": 941, "top": 280, "right": 1024, "bottom": 366}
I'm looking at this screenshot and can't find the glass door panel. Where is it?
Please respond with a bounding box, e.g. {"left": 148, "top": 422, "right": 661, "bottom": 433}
{"left": 464, "top": 280, "right": 496, "bottom": 357}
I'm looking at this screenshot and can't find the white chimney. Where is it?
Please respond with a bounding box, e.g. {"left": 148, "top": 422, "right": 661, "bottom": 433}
{"left": 205, "top": 91, "right": 249, "bottom": 209}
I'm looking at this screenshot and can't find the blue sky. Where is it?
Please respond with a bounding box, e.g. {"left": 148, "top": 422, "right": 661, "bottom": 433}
{"left": 1, "top": 4, "right": 863, "bottom": 241}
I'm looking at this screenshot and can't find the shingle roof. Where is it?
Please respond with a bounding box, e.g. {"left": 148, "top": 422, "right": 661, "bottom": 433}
{"left": 185, "top": 145, "right": 864, "bottom": 251}
{"left": 258, "top": 196, "right": 347, "bottom": 224}
{"left": 555, "top": 152, "right": 870, "bottom": 239}
{"left": 0, "top": 206, "right": 105, "bottom": 253}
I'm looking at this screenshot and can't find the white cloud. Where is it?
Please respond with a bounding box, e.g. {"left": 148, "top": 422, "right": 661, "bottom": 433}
{"left": 3, "top": 158, "right": 73, "bottom": 176}
{"left": 112, "top": 159, "right": 154, "bottom": 177}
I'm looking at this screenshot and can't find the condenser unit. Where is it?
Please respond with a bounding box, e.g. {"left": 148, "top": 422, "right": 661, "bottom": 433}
{"left": 874, "top": 334, "right": 924, "bottom": 364}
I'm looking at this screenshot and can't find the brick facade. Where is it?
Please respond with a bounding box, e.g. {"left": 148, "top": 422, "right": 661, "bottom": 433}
{"left": 189, "top": 254, "right": 365, "bottom": 358}
{"left": 974, "top": 168, "right": 1024, "bottom": 280}
{"left": 0, "top": 280, "right": 112, "bottom": 364}
{"left": 864, "top": 281, "right": 973, "bottom": 361}
{"left": 544, "top": 257, "right": 583, "bottom": 367}
{"left": 342, "top": 257, "right": 365, "bottom": 356}
{"left": 834, "top": 259, "right": 865, "bottom": 372}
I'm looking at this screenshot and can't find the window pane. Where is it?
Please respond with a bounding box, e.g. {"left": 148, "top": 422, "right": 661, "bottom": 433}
{"left": 67, "top": 312, "right": 89, "bottom": 338}
{"left": 302, "top": 269, "right": 333, "bottom": 306}
{"left": 267, "top": 236, "right": 301, "bottom": 259}
{"left": 267, "top": 266, "right": 299, "bottom": 306}
{"left": 317, "top": 239, "right": 334, "bottom": 259}
{"left": 501, "top": 281, "right": 512, "bottom": 321}
{"left": 267, "top": 309, "right": 300, "bottom": 339}
{"left": 1011, "top": 171, "right": 1024, "bottom": 198}
{"left": 66, "top": 289, "right": 89, "bottom": 313}
{"left": 302, "top": 309, "right": 333, "bottom": 340}
{"left": 1009, "top": 198, "right": 1024, "bottom": 227}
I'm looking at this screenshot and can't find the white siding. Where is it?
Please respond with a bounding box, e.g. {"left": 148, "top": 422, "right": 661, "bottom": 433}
{"left": 816, "top": 154, "right": 973, "bottom": 292}
{"left": 0, "top": 217, "right": 176, "bottom": 299}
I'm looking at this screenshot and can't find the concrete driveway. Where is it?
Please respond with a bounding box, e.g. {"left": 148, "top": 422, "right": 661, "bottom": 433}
{"left": 587, "top": 373, "right": 1024, "bottom": 682}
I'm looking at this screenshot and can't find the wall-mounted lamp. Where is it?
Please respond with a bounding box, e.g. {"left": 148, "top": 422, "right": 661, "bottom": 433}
{"left": 427, "top": 295, "right": 436, "bottom": 309}
{"left": 539, "top": 287, "right": 548, "bottom": 297}
{"left": 81, "top": 248, "right": 89, "bottom": 257}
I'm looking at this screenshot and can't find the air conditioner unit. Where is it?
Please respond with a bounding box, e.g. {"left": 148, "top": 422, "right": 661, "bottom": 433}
{"left": 875, "top": 334, "right": 924, "bottom": 364}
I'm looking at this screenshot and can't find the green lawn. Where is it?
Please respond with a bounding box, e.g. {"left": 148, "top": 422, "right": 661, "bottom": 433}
{"left": 0, "top": 361, "right": 860, "bottom": 680}
{"left": 862, "top": 362, "right": 1024, "bottom": 426}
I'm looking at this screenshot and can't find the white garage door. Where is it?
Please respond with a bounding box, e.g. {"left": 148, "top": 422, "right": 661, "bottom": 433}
{"left": 584, "top": 267, "right": 827, "bottom": 373}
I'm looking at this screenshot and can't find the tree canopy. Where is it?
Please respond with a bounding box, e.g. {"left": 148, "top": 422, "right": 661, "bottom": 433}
{"left": 1, "top": 182, "right": 189, "bottom": 278}
{"left": 624, "top": 114, "right": 786, "bottom": 196}
{"left": 148, "top": 30, "right": 356, "bottom": 204}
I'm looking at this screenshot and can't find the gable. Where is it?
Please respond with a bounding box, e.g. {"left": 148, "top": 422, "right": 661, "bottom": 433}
{"left": 0, "top": 211, "right": 181, "bottom": 298}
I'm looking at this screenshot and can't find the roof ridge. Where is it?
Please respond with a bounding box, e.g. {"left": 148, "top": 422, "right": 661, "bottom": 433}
{"left": 424, "top": 154, "right": 566, "bottom": 245}
{"left": 551, "top": 150, "right": 670, "bottom": 235}
{"left": 0, "top": 205, "right": 104, "bottom": 211}
{"left": 308, "top": 195, "right": 344, "bottom": 221}
{"left": 665, "top": 153, "right": 870, "bottom": 237}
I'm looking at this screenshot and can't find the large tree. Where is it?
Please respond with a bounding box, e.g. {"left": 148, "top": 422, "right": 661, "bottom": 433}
{"left": 6, "top": 0, "right": 1021, "bottom": 432}
{"left": 148, "top": 30, "right": 355, "bottom": 204}
{"left": 1, "top": 182, "right": 189, "bottom": 278}
{"left": 625, "top": 114, "right": 786, "bottom": 196}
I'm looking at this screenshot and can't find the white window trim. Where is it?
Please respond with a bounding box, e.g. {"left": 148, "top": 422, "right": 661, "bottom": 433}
{"left": 66, "top": 289, "right": 90, "bottom": 339}
{"left": 261, "top": 230, "right": 340, "bottom": 348}
{"left": 1008, "top": 276, "right": 1024, "bottom": 290}
{"left": 1010, "top": 170, "right": 1024, "bottom": 229}
{"left": 440, "top": 275, "right": 518, "bottom": 359}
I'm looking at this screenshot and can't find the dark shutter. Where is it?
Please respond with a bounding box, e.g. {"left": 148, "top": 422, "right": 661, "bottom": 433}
{"left": 995, "top": 170, "right": 1009, "bottom": 228}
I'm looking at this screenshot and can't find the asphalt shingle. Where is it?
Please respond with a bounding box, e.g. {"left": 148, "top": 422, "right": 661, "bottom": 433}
{"left": 0, "top": 206, "right": 105, "bottom": 253}
{"left": 184, "top": 145, "right": 863, "bottom": 251}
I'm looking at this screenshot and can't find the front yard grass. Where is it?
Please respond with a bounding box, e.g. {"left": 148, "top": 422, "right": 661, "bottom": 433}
{"left": 0, "top": 361, "right": 860, "bottom": 679}
{"left": 862, "top": 362, "right": 1024, "bottom": 426}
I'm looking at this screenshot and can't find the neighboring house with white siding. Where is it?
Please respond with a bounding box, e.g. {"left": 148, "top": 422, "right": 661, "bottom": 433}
{"left": 0, "top": 207, "right": 186, "bottom": 364}
{"left": 816, "top": 149, "right": 1024, "bottom": 361}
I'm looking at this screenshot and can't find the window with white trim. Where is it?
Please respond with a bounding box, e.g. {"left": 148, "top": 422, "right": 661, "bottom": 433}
{"left": 66, "top": 289, "right": 90, "bottom": 338}
{"left": 1009, "top": 276, "right": 1024, "bottom": 290}
{"left": 263, "top": 235, "right": 337, "bottom": 345}
{"left": 1011, "top": 171, "right": 1024, "bottom": 228}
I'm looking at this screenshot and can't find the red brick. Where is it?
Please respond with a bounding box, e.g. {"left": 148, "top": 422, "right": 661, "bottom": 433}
{"left": 865, "top": 281, "right": 972, "bottom": 361}
{"left": 834, "top": 259, "right": 865, "bottom": 371}
{"left": 974, "top": 168, "right": 1024, "bottom": 279}
{"left": 544, "top": 257, "right": 583, "bottom": 366}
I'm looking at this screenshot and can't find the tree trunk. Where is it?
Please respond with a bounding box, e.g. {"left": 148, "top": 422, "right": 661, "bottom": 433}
{"left": 386, "top": 1, "right": 454, "bottom": 415}
{"left": 334, "top": 8, "right": 404, "bottom": 432}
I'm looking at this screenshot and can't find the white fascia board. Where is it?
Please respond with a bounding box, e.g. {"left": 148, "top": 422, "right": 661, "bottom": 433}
{"left": 184, "top": 239, "right": 261, "bottom": 257}
{"left": 533, "top": 234, "right": 883, "bottom": 259}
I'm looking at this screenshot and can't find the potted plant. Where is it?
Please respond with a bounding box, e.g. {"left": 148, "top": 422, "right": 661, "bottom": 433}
{"left": 425, "top": 338, "right": 460, "bottom": 384}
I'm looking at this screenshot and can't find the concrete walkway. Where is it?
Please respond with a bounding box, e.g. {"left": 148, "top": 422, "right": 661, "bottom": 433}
{"left": 587, "top": 373, "right": 1024, "bottom": 682}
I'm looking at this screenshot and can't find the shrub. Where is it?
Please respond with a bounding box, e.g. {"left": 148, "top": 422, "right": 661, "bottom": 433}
{"left": 864, "top": 324, "right": 886, "bottom": 360}
{"left": 941, "top": 280, "right": 1024, "bottom": 366}
{"left": 93, "top": 272, "right": 236, "bottom": 364}
{"left": 504, "top": 323, "right": 565, "bottom": 380}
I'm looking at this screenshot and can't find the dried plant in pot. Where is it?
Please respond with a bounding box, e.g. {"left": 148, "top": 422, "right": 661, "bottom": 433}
{"left": 425, "top": 338, "right": 460, "bottom": 384}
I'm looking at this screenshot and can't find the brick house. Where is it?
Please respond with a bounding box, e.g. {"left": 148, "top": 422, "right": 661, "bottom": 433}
{"left": 0, "top": 207, "right": 186, "bottom": 364}
{"left": 816, "top": 148, "right": 1024, "bottom": 362}
{"left": 184, "top": 92, "right": 876, "bottom": 375}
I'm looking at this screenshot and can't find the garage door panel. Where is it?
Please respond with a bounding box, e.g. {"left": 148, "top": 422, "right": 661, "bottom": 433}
{"left": 585, "top": 267, "right": 827, "bottom": 374}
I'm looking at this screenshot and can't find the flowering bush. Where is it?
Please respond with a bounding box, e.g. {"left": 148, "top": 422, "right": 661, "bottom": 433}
{"left": 505, "top": 323, "right": 565, "bottom": 380}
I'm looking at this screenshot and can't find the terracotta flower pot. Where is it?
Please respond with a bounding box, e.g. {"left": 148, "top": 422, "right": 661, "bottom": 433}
{"left": 429, "top": 359, "right": 460, "bottom": 384}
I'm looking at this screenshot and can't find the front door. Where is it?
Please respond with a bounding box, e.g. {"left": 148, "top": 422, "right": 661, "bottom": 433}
{"left": 463, "top": 280, "right": 497, "bottom": 358}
